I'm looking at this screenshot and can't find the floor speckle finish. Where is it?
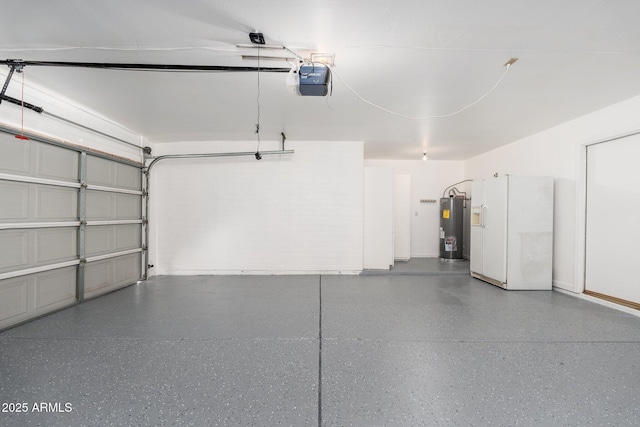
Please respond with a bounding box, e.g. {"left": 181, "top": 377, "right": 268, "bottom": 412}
{"left": 363, "top": 258, "right": 470, "bottom": 276}
{"left": 1, "top": 262, "right": 640, "bottom": 426}
{"left": 322, "top": 340, "right": 640, "bottom": 426}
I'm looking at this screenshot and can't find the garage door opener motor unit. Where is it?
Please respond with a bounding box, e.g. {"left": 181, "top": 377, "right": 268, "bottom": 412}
{"left": 298, "top": 64, "right": 330, "bottom": 96}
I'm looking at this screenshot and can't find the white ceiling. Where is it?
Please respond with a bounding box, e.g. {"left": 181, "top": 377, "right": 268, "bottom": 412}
{"left": 2, "top": 0, "right": 640, "bottom": 160}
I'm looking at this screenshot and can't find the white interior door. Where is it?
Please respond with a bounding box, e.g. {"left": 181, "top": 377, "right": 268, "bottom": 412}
{"left": 585, "top": 134, "right": 640, "bottom": 306}
{"left": 482, "top": 177, "right": 508, "bottom": 282}
{"left": 393, "top": 174, "right": 411, "bottom": 261}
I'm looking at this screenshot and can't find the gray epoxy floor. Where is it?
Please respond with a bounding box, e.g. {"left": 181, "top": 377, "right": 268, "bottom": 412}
{"left": 363, "top": 257, "right": 470, "bottom": 276}
{"left": 1, "top": 270, "right": 640, "bottom": 426}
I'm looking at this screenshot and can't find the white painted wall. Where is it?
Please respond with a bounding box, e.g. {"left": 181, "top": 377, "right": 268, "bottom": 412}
{"left": 148, "top": 140, "right": 364, "bottom": 275}
{"left": 364, "top": 160, "right": 465, "bottom": 258}
{"left": 464, "top": 94, "right": 640, "bottom": 293}
{"left": 0, "top": 69, "right": 143, "bottom": 162}
{"left": 363, "top": 167, "right": 394, "bottom": 269}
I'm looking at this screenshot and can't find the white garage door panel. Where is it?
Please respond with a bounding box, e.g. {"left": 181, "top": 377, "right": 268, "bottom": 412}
{"left": 0, "top": 134, "right": 30, "bottom": 173}
{"left": 0, "top": 230, "right": 29, "bottom": 271}
{"left": 115, "top": 224, "right": 142, "bottom": 250}
{"left": 34, "top": 267, "right": 77, "bottom": 310}
{"left": 36, "top": 228, "right": 78, "bottom": 264}
{"left": 37, "top": 143, "right": 79, "bottom": 182}
{"left": 0, "top": 130, "right": 144, "bottom": 331}
{"left": 85, "top": 226, "right": 112, "bottom": 255}
{"left": 36, "top": 186, "right": 79, "bottom": 220}
{"left": 85, "top": 224, "right": 142, "bottom": 257}
{"left": 86, "top": 155, "right": 141, "bottom": 190}
{"left": 0, "top": 278, "right": 28, "bottom": 325}
{"left": 0, "top": 228, "right": 77, "bottom": 273}
{"left": 83, "top": 153, "right": 143, "bottom": 302}
{"left": 86, "top": 192, "right": 141, "bottom": 220}
{"left": 0, "top": 183, "right": 79, "bottom": 222}
{"left": 0, "top": 181, "right": 29, "bottom": 220}
{"left": 0, "top": 135, "right": 79, "bottom": 181}
{"left": 115, "top": 163, "right": 142, "bottom": 190}
{"left": 84, "top": 260, "right": 112, "bottom": 297}
{"left": 86, "top": 155, "right": 113, "bottom": 185}
{"left": 85, "top": 191, "right": 112, "bottom": 220}
{"left": 115, "top": 253, "right": 141, "bottom": 285}
{"left": 115, "top": 194, "right": 142, "bottom": 219}
{"left": 84, "top": 253, "right": 141, "bottom": 299}
{"left": 0, "top": 268, "right": 76, "bottom": 330}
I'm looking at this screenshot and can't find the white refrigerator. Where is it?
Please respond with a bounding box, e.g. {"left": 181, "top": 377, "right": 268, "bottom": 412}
{"left": 470, "top": 176, "right": 554, "bottom": 290}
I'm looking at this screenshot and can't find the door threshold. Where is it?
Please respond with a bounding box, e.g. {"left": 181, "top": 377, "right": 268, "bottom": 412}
{"left": 583, "top": 290, "right": 640, "bottom": 311}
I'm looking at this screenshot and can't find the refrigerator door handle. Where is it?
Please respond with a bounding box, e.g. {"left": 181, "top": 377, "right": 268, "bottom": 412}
{"left": 481, "top": 204, "right": 487, "bottom": 228}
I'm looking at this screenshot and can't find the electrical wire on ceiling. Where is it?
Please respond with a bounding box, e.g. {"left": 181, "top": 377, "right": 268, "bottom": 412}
{"left": 330, "top": 62, "right": 514, "bottom": 120}
{"left": 325, "top": 95, "right": 335, "bottom": 111}
{"left": 323, "top": 67, "right": 335, "bottom": 111}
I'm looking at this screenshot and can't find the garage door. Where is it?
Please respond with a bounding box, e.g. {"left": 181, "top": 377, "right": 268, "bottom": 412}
{"left": 0, "top": 130, "right": 145, "bottom": 330}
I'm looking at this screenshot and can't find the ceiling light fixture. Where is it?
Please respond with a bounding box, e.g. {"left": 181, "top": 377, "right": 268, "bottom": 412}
{"left": 423, "top": 152, "right": 428, "bottom": 161}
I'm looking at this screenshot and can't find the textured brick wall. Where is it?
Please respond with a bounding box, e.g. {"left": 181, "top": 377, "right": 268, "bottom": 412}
{"left": 149, "top": 140, "right": 364, "bottom": 275}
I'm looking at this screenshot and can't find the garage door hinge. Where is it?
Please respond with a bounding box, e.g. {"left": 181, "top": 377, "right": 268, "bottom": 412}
{"left": 79, "top": 258, "right": 87, "bottom": 264}
{"left": 80, "top": 220, "right": 87, "bottom": 226}
{"left": 142, "top": 245, "right": 148, "bottom": 251}
{"left": 142, "top": 217, "right": 148, "bottom": 225}
{"left": 80, "top": 182, "right": 87, "bottom": 188}
{"left": 142, "top": 190, "right": 148, "bottom": 197}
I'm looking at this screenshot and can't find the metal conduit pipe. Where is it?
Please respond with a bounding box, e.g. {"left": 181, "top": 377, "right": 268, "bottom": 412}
{"left": 442, "top": 179, "right": 473, "bottom": 198}
{"left": 142, "top": 149, "right": 294, "bottom": 279}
